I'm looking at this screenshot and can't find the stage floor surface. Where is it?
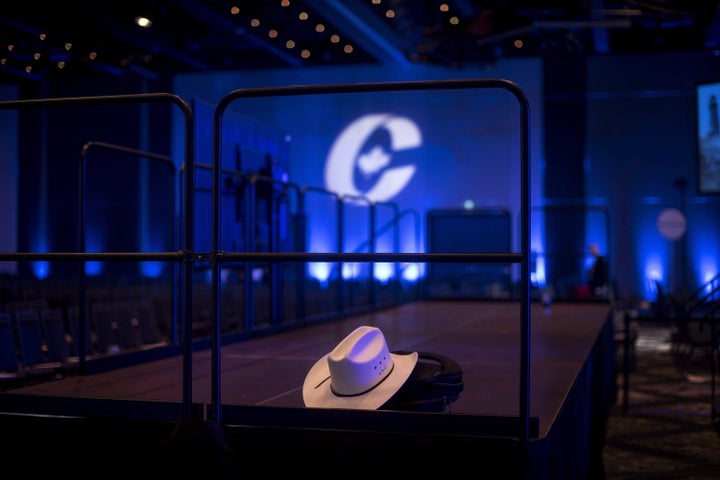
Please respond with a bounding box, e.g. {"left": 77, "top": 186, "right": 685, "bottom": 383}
{"left": 6, "top": 300, "right": 612, "bottom": 439}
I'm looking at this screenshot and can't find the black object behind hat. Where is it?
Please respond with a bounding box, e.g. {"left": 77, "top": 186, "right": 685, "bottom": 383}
{"left": 380, "top": 351, "right": 464, "bottom": 412}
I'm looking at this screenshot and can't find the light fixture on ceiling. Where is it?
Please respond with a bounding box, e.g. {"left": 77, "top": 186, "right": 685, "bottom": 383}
{"left": 135, "top": 16, "right": 152, "bottom": 28}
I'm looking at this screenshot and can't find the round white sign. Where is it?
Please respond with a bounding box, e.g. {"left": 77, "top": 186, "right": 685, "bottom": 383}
{"left": 657, "top": 208, "right": 686, "bottom": 241}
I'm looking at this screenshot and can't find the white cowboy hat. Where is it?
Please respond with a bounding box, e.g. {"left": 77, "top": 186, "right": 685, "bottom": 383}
{"left": 302, "top": 325, "right": 418, "bottom": 410}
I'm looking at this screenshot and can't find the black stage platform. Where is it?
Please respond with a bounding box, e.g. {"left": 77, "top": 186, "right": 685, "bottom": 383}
{"left": 0, "top": 300, "right": 615, "bottom": 478}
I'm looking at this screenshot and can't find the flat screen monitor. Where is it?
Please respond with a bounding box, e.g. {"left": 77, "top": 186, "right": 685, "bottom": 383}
{"left": 697, "top": 80, "right": 720, "bottom": 194}
{"left": 425, "top": 208, "right": 512, "bottom": 295}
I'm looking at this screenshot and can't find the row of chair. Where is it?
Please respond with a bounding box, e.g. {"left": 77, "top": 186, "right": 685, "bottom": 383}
{"left": 652, "top": 280, "right": 719, "bottom": 377}
{"left": 0, "top": 309, "right": 69, "bottom": 387}
{"left": 0, "top": 300, "right": 168, "bottom": 387}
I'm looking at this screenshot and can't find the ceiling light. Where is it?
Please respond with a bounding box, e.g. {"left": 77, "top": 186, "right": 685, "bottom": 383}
{"left": 135, "top": 16, "right": 152, "bottom": 28}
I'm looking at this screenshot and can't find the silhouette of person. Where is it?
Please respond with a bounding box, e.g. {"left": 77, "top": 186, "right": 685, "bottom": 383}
{"left": 587, "top": 242, "right": 607, "bottom": 296}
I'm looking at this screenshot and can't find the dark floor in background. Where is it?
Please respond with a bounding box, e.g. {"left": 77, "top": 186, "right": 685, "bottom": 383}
{"left": 603, "top": 321, "right": 720, "bottom": 479}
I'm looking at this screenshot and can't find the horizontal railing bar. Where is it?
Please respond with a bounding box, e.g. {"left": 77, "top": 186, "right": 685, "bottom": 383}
{"left": 219, "top": 252, "right": 524, "bottom": 263}
{"left": 0, "top": 251, "right": 525, "bottom": 263}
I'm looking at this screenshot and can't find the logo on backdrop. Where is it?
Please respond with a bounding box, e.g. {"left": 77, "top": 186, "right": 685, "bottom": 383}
{"left": 324, "top": 114, "right": 420, "bottom": 202}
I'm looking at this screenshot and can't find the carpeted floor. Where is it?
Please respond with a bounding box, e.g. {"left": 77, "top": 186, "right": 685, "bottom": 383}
{"left": 602, "top": 321, "right": 720, "bottom": 479}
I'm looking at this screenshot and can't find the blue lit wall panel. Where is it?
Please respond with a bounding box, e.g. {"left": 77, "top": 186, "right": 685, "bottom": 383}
{"left": 174, "top": 63, "right": 545, "bottom": 285}
{"left": 0, "top": 84, "right": 19, "bottom": 275}
{"left": 586, "top": 52, "right": 720, "bottom": 299}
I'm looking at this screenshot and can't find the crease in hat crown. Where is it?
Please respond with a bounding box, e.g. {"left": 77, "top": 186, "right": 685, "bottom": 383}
{"left": 328, "top": 325, "right": 392, "bottom": 396}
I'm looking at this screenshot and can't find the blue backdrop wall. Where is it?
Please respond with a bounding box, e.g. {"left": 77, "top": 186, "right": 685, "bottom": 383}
{"left": 5, "top": 51, "right": 720, "bottom": 303}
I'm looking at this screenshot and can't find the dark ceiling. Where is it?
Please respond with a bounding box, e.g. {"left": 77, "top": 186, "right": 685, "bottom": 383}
{"left": 1, "top": 0, "right": 718, "bottom": 84}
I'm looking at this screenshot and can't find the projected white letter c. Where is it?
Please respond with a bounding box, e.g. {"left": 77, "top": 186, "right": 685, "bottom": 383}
{"left": 324, "top": 114, "right": 420, "bottom": 202}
